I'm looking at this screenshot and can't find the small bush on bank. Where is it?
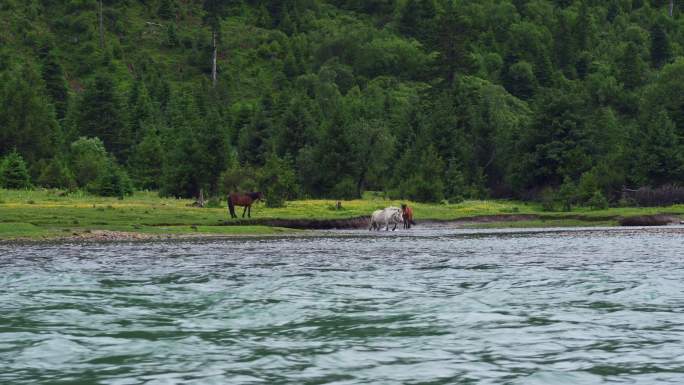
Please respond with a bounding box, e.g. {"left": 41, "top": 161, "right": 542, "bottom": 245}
{"left": 205, "top": 197, "right": 222, "bottom": 208}
{"left": 38, "top": 157, "right": 76, "bottom": 190}
{"left": 394, "top": 176, "right": 444, "bottom": 203}
{"left": 69, "top": 137, "right": 109, "bottom": 187}
{"left": 330, "top": 177, "right": 358, "bottom": 201}
{"left": 556, "top": 177, "right": 578, "bottom": 212}
{"left": 87, "top": 161, "right": 133, "bottom": 198}
{"left": 588, "top": 190, "right": 609, "bottom": 210}
{"left": 540, "top": 187, "right": 556, "bottom": 212}
{"left": 258, "top": 154, "right": 299, "bottom": 208}
{"left": 1, "top": 150, "right": 31, "bottom": 189}
{"left": 219, "top": 163, "right": 257, "bottom": 196}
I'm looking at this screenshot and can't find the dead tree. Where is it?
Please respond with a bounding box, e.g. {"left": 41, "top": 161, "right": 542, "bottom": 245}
{"left": 211, "top": 31, "right": 217, "bottom": 87}
{"left": 98, "top": 0, "right": 105, "bottom": 49}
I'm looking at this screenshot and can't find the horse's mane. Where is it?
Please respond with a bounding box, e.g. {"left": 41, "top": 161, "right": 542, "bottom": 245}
{"left": 248, "top": 191, "right": 263, "bottom": 199}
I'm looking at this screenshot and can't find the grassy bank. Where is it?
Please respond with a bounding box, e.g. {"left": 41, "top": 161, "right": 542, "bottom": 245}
{"left": 0, "top": 189, "right": 683, "bottom": 240}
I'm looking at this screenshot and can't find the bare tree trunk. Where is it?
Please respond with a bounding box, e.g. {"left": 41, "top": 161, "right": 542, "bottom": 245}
{"left": 670, "top": 0, "right": 675, "bottom": 17}
{"left": 98, "top": 0, "right": 105, "bottom": 49}
{"left": 211, "top": 31, "right": 217, "bottom": 87}
{"left": 198, "top": 189, "right": 205, "bottom": 208}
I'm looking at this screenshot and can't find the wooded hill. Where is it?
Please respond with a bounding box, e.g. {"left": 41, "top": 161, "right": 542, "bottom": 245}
{"left": 0, "top": 0, "right": 682, "bottom": 206}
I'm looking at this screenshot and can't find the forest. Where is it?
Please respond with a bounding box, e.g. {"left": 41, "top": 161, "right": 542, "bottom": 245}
{"left": 0, "top": 0, "right": 683, "bottom": 208}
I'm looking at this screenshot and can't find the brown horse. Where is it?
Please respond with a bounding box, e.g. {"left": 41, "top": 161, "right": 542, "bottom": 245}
{"left": 401, "top": 204, "right": 415, "bottom": 229}
{"left": 228, "top": 192, "right": 263, "bottom": 218}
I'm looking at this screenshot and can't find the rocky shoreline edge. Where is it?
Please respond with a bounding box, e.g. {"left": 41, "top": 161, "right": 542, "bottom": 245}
{"left": 2, "top": 213, "right": 681, "bottom": 243}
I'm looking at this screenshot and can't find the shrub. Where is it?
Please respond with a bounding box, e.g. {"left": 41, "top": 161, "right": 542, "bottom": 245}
{"left": 87, "top": 161, "right": 133, "bottom": 198}
{"left": 556, "top": 176, "right": 578, "bottom": 212}
{"left": 588, "top": 190, "right": 609, "bottom": 210}
{"left": 540, "top": 187, "right": 556, "bottom": 212}
{"left": 69, "top": 137, "right": 109, "bottom": 187}
{"left": 330, "top": 177, "right": 358, "bottom": 200}
{"left": 400, "top": 176, "right": 444, "bottom": 203}
{"left": 577, "top": 170, "right": 600, "bottom": 204}
{"left": 219, "top": 163, "right": 257, "bottom": 196}
{"left": 258, "top": 154, "right": 299, "bottom": 208}
{"left": 1, "top": 150, "right": 31, "bottom": 189}
{"left": 38, "top": 157, "right": 76, "bottom": 189}
{"left": 205, "top": 197, "right": 222, "bottom": 208}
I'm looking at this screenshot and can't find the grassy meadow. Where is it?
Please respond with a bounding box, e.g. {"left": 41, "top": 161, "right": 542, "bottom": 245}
{"left": 0, "top": 189, "right": 683, "bottom": 240}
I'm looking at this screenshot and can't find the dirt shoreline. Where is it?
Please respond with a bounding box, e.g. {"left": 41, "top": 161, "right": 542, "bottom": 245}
{"left": 217, "top": 213, "right": 682, "bottom": 229}
{"left": 2, "top": 213, "right": 681, "bottom": 243}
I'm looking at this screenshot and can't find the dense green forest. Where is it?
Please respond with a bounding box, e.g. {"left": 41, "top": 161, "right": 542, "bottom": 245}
{"left": 0, "top": 0, "right": 683, "bottom": 206}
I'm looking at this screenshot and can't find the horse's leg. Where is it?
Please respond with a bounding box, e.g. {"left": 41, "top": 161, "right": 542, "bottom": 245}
{"left": 248, "top": 205, "right": 251, "bottom": 218}
{"left": 242, "top": 205, "right": 247, "bottom": 218}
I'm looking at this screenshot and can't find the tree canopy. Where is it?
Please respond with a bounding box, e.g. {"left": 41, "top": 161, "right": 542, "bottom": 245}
{"left": 0, "top": 0, "right": 682, "bottom": 204}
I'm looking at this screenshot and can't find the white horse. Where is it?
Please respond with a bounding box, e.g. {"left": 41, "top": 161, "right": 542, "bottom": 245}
{"left": 369, "top": 207, "right": 404, "bottom": 231}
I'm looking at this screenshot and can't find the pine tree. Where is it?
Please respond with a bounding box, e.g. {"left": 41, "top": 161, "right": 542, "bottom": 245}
{"left": 40, "top": 49, "right": 69, "bottom": 121}
{"left": 238, "top": 97, "right": 275, "bottom": 166}
{"left": 278, "top": 97, "right": 315, "bottom": 159}
{"left": 618, "top": 42, "right": 646, "bottom": 90}
{"left": 398, "top": 0, "right": 436, "bottom": 42}
{"left": 434, "top": 2, "right": 470, "bottom": 86}
{"left": 198, "top": 108, "right": 231, "bottom": 194}
{"left": 75, "top": 73, "right": 129, "bottom": 161}
{"left": 636, "top": 111, "right": 684, "bottom": 186}
{"left": 650, "top": 21, "right": 672, "bottom": 68}
{"left": 0, "top": 64, "right": 59, "bottom": 165}
{"left": 158, "top": 0, "right": 176, "bottom": 19}
{"left": 127, "top": 80, "right": 155, "bottom": 144}
{"left": 128, "top": 125, "right": 163, "bottom": 190}
{"left": 0, "top": 150, "right": 31, "bottom": 189}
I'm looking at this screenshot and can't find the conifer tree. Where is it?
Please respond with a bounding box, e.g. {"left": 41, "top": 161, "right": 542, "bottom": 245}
{"left": 75, "top": 73, "right": 129, "bottom": 161}
{"left": 650, "top": 21, "right": 672, "bottom": 68}
{"left": 618, "top": 42, "right": 646, "bottom": 90}
{"left": 0, "top": 150, "right": 32, "bottom": 189}
{"left": 39, "top": 49, "right": 69, "bottom": 121}
{"left": 0, "top": 64, "right": 59, "bottom": 165}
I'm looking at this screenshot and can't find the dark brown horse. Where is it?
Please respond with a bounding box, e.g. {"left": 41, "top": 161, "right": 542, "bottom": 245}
{"left": 401, "top": 204, "right": 415, "bottom": 229}
{"left": 228, "top": 192, "right": 263, "bottom": 218}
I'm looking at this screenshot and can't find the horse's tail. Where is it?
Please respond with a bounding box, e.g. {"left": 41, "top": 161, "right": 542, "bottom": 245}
{"left": 228, "top": 195, "right": 235, "bottom": 217}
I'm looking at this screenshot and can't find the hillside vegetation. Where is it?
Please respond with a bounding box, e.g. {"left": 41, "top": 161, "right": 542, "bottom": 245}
{"left": 0, "top": 0, "right": 683, "bottom": 207}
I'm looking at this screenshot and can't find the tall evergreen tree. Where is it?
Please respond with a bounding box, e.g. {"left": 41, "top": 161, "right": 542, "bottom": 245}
{"left": 650, "top": 20, "right": 672, "bottom": 68}
{"left": 74, "top": 73, "right": 129, "bottom": 161}
{"left": 39, "top": 49, "right": 69, "bottom": 121}
{"left": 635, "top": 110, "right": 684, "bottom": 185}
{"left": 0, "top": 64, "right": 59, "bottom": 166}
{"left": 618, "top": 42, "right": 646, "bottom": 90}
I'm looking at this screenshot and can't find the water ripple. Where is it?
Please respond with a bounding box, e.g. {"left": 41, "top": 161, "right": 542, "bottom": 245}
{"left": 1, "top": 227, "right": 683, "bottom": 384}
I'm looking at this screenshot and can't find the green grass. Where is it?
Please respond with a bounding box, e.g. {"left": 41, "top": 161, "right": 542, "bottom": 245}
{"left": 0, "top": 189, "right": 682, "bottom": 240}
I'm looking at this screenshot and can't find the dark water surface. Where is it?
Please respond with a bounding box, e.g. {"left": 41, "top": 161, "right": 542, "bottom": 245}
{"left": 2, "top": 227, "right": 684, "bottom": 384}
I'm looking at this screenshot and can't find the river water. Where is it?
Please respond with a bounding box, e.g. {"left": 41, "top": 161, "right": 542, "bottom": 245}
{"left": 1, "top": 227, "right": 684, "bottom": 384}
